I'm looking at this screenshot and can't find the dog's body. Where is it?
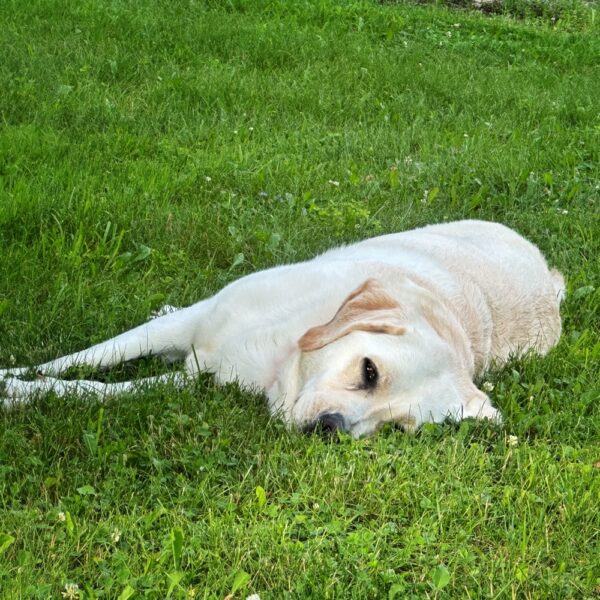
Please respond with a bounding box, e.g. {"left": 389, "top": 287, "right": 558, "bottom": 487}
{"left": 1, "top": 220, "right": 564, "bottom": 437}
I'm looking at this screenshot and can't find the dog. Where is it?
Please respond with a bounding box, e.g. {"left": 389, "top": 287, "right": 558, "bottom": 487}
{"left": 1, "top": 220, "right": 564, "bottom": 437}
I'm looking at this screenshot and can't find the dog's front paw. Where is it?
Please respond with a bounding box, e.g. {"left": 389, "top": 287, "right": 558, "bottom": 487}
{"left": 462, "top": 392, "right": 503, "bottom": 423}
{"left": 475, "top": 403, "right": 503, "bottom": 423}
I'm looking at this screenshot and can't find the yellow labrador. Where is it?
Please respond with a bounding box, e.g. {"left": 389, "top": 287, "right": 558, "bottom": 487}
{"left": 1, "top": 220, "right": 564, "bottom": 437}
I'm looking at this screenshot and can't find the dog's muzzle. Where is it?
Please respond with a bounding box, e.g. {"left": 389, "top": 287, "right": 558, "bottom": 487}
{"left": 303, "top": 411, "right": 347, "bottom": 436}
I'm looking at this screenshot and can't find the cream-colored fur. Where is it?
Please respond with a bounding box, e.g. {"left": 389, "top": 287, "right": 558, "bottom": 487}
{"left": 1, "top": 220, "right": 564, "bottom": 437}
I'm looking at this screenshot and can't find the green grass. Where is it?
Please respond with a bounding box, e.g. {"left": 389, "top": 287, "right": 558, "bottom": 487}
{"left": 1, "top": 0, "right": 599, "bottom": 598}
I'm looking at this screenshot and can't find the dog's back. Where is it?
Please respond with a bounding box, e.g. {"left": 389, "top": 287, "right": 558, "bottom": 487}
{"left": 327, "top": 220, "right": 564, "bottom": 367}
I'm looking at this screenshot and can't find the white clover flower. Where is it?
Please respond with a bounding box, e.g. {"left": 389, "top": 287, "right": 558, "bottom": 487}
{"left": 482, "top": 381, "right": 495, "bottom": 392}
{"left": 58, "top": 512, "right": 66, "bottom": 522}
{"left": 61, "top": 583, "right": 79, "bottom": 599}
{"left": 111, "top": 528, "right": 122, "bottom": 543}
{"left": 507, "top": 435, "right": 519, "bottom": 447}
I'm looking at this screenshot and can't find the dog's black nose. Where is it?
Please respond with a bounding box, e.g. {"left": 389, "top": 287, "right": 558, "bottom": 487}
{"left": 316, "top": 412, "right": 346, "bottom": 434}
{"left": 302, "top": 412, "right": 347, "bottom": 436}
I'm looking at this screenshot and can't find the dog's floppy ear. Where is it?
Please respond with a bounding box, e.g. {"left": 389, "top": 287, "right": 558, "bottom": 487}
{"left": 298, "top": 279, "right": 406, "bottom": 352}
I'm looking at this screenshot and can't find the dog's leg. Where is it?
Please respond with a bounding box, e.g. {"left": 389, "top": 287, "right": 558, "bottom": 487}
{"left": 1, "top": 372, "right": 187, "bottom": 405}
{"left": 0, "top": 301, "right": 210, "bottom": 378}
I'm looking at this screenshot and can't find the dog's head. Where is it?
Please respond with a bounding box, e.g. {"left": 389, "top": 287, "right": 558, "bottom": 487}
{"left": 270, "top": 279, "right": 496, "bottom": 437}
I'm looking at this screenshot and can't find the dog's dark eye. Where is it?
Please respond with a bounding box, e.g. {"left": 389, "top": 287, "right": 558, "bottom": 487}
{"left": 362, "top": 357, "right": 378, "bottom": 389}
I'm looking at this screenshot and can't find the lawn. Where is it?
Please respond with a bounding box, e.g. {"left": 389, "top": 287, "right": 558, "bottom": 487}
{"left": 0, "top": 0, "right": 599, "bottom": 598}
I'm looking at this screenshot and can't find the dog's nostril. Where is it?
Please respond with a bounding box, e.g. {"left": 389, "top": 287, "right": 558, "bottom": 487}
{"left": 316, "top": 412, "right": 345, "bottom": 434}
{"left": 301, "top": 412, "right": 346, "bottom": 436}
